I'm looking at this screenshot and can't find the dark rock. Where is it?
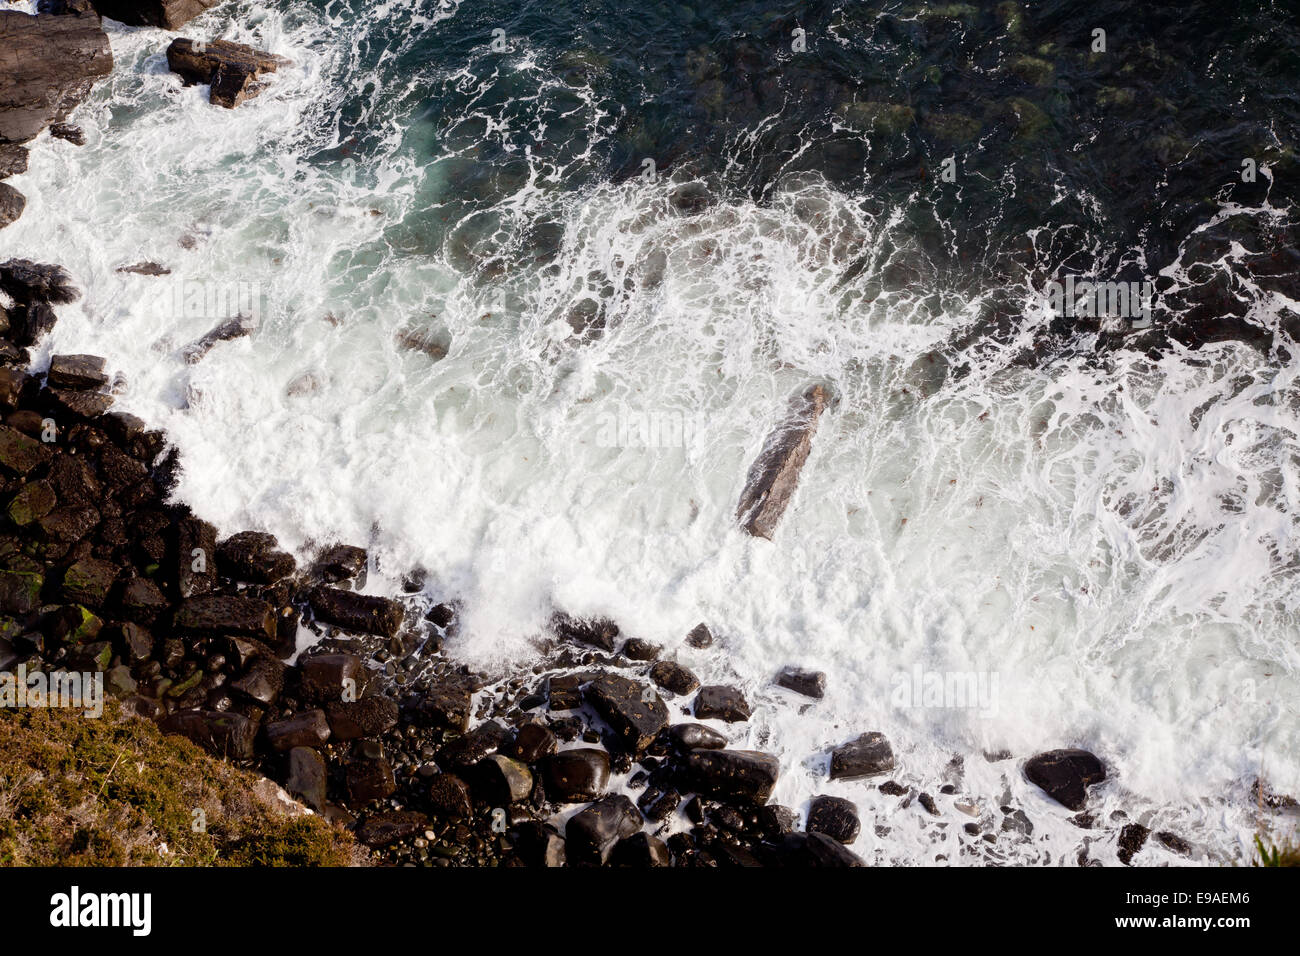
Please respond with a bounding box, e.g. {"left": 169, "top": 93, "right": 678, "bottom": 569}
{"left": 621, "top": 638, "right": 660, "bottom": 661}
{"left": 48, "top": 122, "right": 84, "bottom": 145}
{"left": 1156, "top": 831, "right": 1191, "bottom": 856}
{"left": 47, "top": 453, "right": 100, "bottom": 507}
{"left": 355, "top": 810, "right": 427, "bottom": 848}
{"left": 735, "top": 384, "right": 829, "bottom": 538}
{"left": 513, "top": 821, "right": 565, "bottom": 867}
{"left": 0, "top": 569, "right": 42, "bottom": 617}
{"left": 264, "top": 709, "right": 329, "bottom": 751}
{"left": 158, "top": 709, "right": 258, "bottom": 760}
{"left": 770, "top": 831, "right": 866, "bottom": 867}
{"left": 414, "top": 673, "right": 475, "bottom": 732}
{"left": 693, "top": 684, "right": 750, "bottom": 722}
{"left": 311, "top": 543, "right": 367, "bottom": 583}
{"left": 583, "top": 673, "right": 668, "bottom": 752}
{"left": 229, "top": 657, "right": 284, "bottom": 708}
{"left": 649, "top": 659, "right": 699, "bottom": 696}
{"left": 1023, "top": 749, "right": 1107, "bottom": 811}
{"left": 543, "top": 748, "right": 610, "bottom": 802}
{"left": 325, "top": 696, "right": 398, "bottom": 740}
{"left": 46, "top": 388, "right": 112, "bottom": 419}
{"left": 60, "top": 557, "right": 118, "bottom": 606}
{"left": 47, "top": 354, "right": 108, "bottom": 391}
{"left": 552, "top": 611, "right": 619, "bottom": 652}
{"left": 611, "top": 831, "right": 671, "bottom": 867}
{"left": 666, "top": 722, "right": 727, "bottom": 751}
{"left": 38, "top": 503, "right": 99, "bottom": 542}
{"left": 174, "top": 516, "right": 216, "bottom": 598}
{"left": 685, "top": 622, "right": 713, "bottom": 648}
{"left": 477, "top": 753, "right": 533, "bottom": 805}
{"left": 757, "top": 804, "right": 799, "bottom": 837}
{"left": 684, "top": 749, "right": 780, "bottom": 805}
{"left": 807, "top": 795, "right": 860, "bottom": 844}
{"left": 9, "top": 302, "right": 58, "bottom": 347}
{"left": 0, "top": 259, "right": 79, "bottom": 305}
{"left": 829, "top": 732, "right": 895, "bottom": 781}
{"left": 1118, "top": 823, "right": 1151, "bottom": 865}
{"left": 90, "top": 0, "right": 220, "bottom": 30}
{"left": 439, "top": 720, "right": 509, "bottom": 770}
{"left": 0, "top": 425, "right": 52, "bottom": 475}
{"left": 166, "top": 37, "right": 291, "bottom": 109}
{"left": 181, "top": 315, "right": 254, "bottom": 363}
{"left": 118, "top": 576, "right": 168, "bottom": 625}
{"left": 547, "top": 673, "right": 584, "bottom": 710}
{"left": 216, "top": 530, "right": 294, "bottom": 583}
{"left": 0, "top": 183, "right": 24, "bottom": 229}
{"left": 0, "top": 368, "right": 27, "bottom": 411}
{"left": 775, "top": 666, "right": 826, "bottom": 699}
{"left": 0, "top": 12, "right": 113, "bottom": 144}
{"left": 345, "top": 756, "right": 395, "bottom": 804}
{"left": 509, "top": 722, "right": 557, "bottom": 763}
{"left": 0, "top": 144, "right": 27, "bottom": 179}
{"left": 174, "top": 594, "right": 276, "bottom": 641}
{"left": 297, "top": 652, "right": 362, "bottom": 704}
{"left": 427, "top": 773, "right": 473, "bottom": 820}
{"left": 565, "top": 794, "right": 642, "bottom": 865}
{"left": 116, "top": 261, "right": 170, "bottom": 277}
{"left": 7, "top": 479, "right": 56, "bottom": 526}
{"left": 308, "top": 585, "right": 403, "bottom": 637}
{"left": 637, "top": 786, "right": 681, "bottom": 822}
{"left": 283, "top": 746, "right": 326, "bottom": 811}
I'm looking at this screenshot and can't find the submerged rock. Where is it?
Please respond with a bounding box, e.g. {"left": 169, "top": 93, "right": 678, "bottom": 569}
{"left": 735, "top": 384, "right": 830, "bottom": 539}
{"left": 181, "top": 315, "right": 254, "bottom": 363}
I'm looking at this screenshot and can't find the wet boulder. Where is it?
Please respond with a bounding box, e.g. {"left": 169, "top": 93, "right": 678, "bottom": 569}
{"left": 296, "top": 652, "right": 362, "bottom": 704}
{"left": 775, "top": 666, "right": 826, "bottom": 699}
{"left": 216, "top": 530, "right": 295, "bottom": 583}
{"left": 308, "top": 586, "right": 404, "bottom": 638}
{"left": 283, "top": 746, "right": 326, "bottom": 811}
{"left": 551, "top": 611, "right": 619, "bottom": 652}
{"left": 47, "top": 354, "right": 108, "bottom": 390}
{"left": 181, "top": 315, "right": 254, "bottom": 363}
{"left": 1024, "top": 749, "right": 1106, "bottom": 811}
{"left": 565, "top": 794, "right": 642, "bottom": 866}
{"left": 829, "top": 732, "right": 894, "bottom": 781}
{"left": 166, "top": 37, "right": 291, "bottom": 109}
{"left": 667, "top": 722, "right": 727, "bottom": 752}
{"left": 264, "top": 709, "right": 329, "bottom": 751}
{"left": 806, "top": 795, "right": 860, "bottom": 844}
{"left": 0, "top": 259, "right": 80, "bottom": 305}
{"left": 476, "top": 753, "right": 533, "bottom": 805}
{"left": 683, "top": 749, "right": 780, "bottom": 805}
{"left": 649, "top": 659, "right": 699, "bottom": 696}
{"left": 735, "top": 384, "right": 829, "bottom": 539}
{"left": 345, "top": 756, "right": 396, "bottom": 804}
{"left": 325, "top": 696, "right": 398, "bottom": 740}
{"left": 310, "top": 543, "right": 367, "bottom": 584}
{"left": 0, "top": 183, "right": 24, "bottom": 230}
{"left": 413, "top": 673, "right": 476, "bottom": 732}
{"left": 770, "top": 831, "right": 866, "bottom": 867}
{"left": 694, "top": 684, "right": 751, "bottom": 722}
{"left": 174, "top": 516, "right": 217, "bottom": 597}
{"left": 583, "top": 673, "right": 668, "bottom": 752}
{"left": 158, "top": 709, "right": 258, "bottom": 760}
{"left": 174, "top": 594, "right": 277, "bottom": 641}
{"left": 355, "top": 810, "right": 428, "bottom": 848}
{"left": 543, "top": 748, "right": 611, "bottom": 802}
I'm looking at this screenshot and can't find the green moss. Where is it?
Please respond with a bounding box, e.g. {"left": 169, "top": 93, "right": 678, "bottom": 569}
{"left": 996, "top": 2, "right": 1024, "bottom": 34}
{"left": 1097, "top": 87, "right": 1136, "bottom": 108}
{"left": 1254, "top": 834, "right": 1300, "bottom": 867}
{"left": 1000, "top": 97, "right": 1051, "bottom": 139}
{"left": 0, "top": 701, "right": 363, "bottom": 866}
{"left": 924, "top": 111, "right": 982, "bottom": 143}
{"left": 7, "top": 481, "right": 55, "bottom": 527}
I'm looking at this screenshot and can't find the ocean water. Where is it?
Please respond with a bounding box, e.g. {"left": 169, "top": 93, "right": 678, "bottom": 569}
{"left": 3, "top": 0, "right": 1300, "bottom": 864}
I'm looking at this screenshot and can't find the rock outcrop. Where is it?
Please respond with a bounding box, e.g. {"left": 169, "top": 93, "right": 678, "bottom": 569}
{"left": 91, "top": 0, "right": 222, "bottom": 31}
{"left": 166, "top": 37, "right": 290, "bottom": 109}
{"left": 0, "top": 12, "right": 113, "bottom": 145}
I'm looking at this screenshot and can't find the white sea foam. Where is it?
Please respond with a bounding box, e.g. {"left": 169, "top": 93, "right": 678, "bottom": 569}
{"left": 2, "top": 1, "right": 1297, "bottom": 865}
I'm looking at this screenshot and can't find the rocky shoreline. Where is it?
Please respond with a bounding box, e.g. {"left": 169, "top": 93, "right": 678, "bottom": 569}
{"left": 0, "top": 1, "right": 1293, "bottom": 869}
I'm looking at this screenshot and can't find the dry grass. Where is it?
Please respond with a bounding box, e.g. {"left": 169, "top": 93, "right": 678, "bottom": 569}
{"left": 0, "top": 700, "right": 366, "bottom": 867}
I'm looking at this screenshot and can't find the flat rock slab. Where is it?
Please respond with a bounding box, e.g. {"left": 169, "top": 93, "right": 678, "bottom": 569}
{"left": 0, "top": 11, "right": 114, "bottom": 144}
{"left": 1024, "top": 748, "right": 1106, "bottom": 811}
{"left": 167, "top": 37, "right": 291, "bottom": 108}
{"left": 47, "top": 353, "right": 108, "bottom": 390}
{"left": 735, "top": 384, "right": 829, "bottom": 539}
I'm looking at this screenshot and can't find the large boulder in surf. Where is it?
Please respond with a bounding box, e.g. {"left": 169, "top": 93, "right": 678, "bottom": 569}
{"left": 90, "top": 0, "right": 220, "bottom": 30}
{"left": 1024, "top": 748, "right": 1106, "bottom": 811}
{"left": 166, "top": 37, "right": 291, "bottom": 109}
{"left": 735, "top": 384, "right": 830, "bottom": 539}
{"left": 0, "top": 11, "right": 113, "bottom": 144}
